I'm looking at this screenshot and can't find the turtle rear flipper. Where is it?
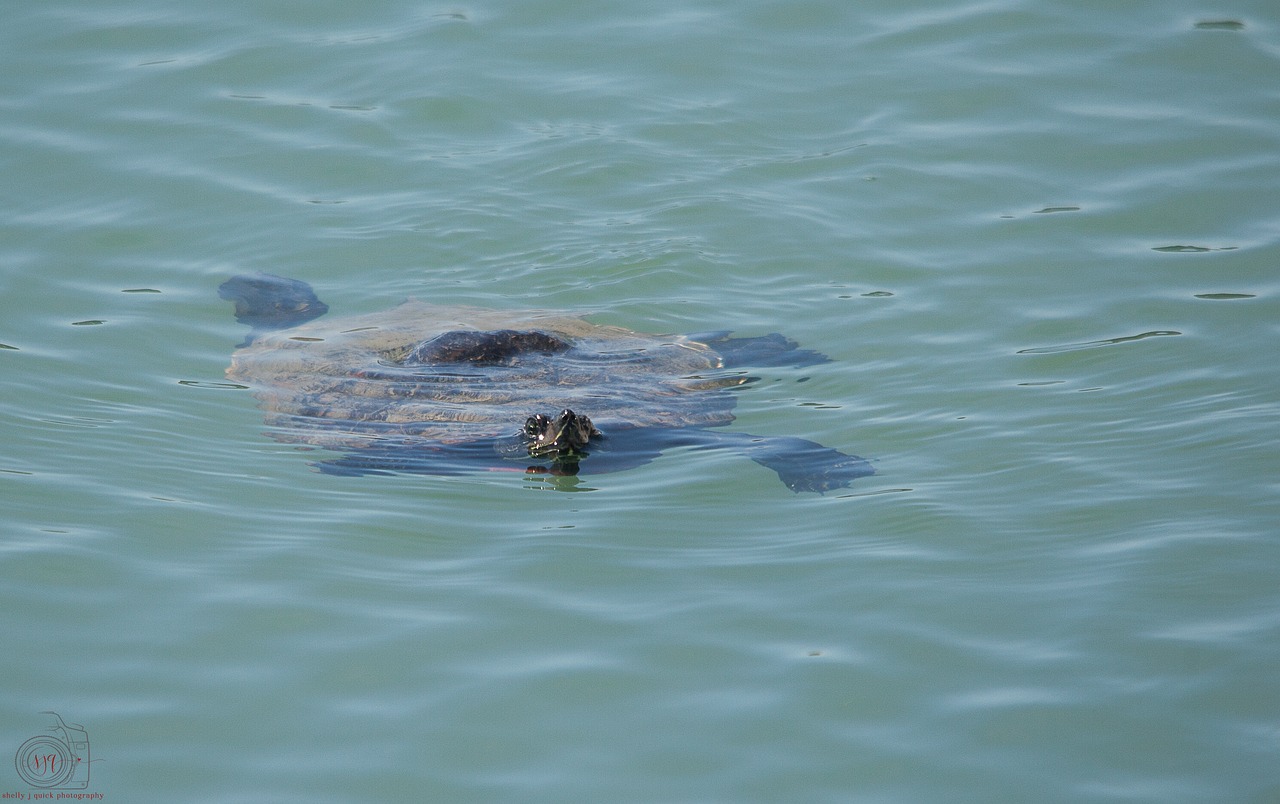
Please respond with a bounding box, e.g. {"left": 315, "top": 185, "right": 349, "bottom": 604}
{"left": 220, "top": 273, "right": 329, "bottom": 338}
{"left": 692, "top": 332, "right": 830, "bottom": 369}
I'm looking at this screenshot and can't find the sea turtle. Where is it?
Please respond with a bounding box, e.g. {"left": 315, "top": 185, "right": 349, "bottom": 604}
{"left": 220, "top": 273, "right": 873, "bottom": 492}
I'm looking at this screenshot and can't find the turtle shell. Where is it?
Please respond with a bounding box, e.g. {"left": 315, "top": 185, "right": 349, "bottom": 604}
{"left": 226, "top": 300, "right": 748, "bottom": 451}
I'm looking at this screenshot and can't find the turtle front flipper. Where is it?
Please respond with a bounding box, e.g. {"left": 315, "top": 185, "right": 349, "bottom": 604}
{"left": 611, "top": 428, "right": 874, "bottom": 493}
{"left": 220, "top": 273, "right": 329, "bottom": 337}
{"left": 737, "top": 434, "right": 875, "bottom": 493}
{"left": 689, "top": 430, "right": 874, "bottom": 493}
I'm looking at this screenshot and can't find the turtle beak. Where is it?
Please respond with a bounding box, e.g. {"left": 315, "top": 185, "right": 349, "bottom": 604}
{"left": 524, "top": 409, "right": 600, "bottom": 459}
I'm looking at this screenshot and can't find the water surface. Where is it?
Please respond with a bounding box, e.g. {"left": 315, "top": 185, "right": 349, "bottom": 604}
{"left": 3, "top": 0, "right": 1279, "bottom": 801}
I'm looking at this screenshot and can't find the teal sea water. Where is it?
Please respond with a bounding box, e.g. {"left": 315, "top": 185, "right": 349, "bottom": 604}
{"left": 4, "top": 0, "right": 1279, "bottom": 800}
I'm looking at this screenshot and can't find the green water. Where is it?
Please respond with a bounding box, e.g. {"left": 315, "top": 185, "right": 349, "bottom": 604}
{"left": 3, "top": 0, "right": 1279, "bottom": 801}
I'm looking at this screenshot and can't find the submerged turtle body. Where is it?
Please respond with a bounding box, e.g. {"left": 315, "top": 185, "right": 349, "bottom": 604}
{"left": 221, "top": 274, "right": 873, "bottom": 492}
{"left": 227, "top": 298, "right": 743, "bottom": 450}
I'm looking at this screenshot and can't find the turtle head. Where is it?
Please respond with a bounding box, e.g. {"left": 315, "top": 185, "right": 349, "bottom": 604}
{"left": 523, "top": 409, "right": 600, "bottom": 460}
